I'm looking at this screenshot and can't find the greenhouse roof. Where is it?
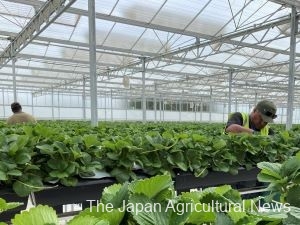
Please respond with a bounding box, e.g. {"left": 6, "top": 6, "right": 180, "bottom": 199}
{"left": 0, "top": 0, "right": 300, "bottom": 106}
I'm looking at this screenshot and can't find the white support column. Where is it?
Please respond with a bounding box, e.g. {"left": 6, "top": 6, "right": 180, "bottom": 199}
{"left": 141, "top": 57, "right": 146, "bottom": 123}
{"left": 2, "top": 89, "right": 5, "bottom": 118}
{"left": 209, "top": 86, "right": 212, "bottom": 122}
{"left": 160, "top": 95, "right": 162, "bottom": 122}
{"left": 228, "top": 69, "right": 233, "bottom": 114}
{"left": 281, "top": 107, "right": 284, "bottom": 124}
{"left": 125, "top": 91, "right": 128, "bottom": 121}
{"left": 179, "top": 93, "right": 182, "bottom": 122}
{"left": 110, "top": 89, "right": 113, "bottom": 121}
{"left": 82, "top": 78, "right": 86, "bottom": 120}
{"left": 223, "top": 103, "right": 226, "bottom": 122}
{"left": 154, "top": 84, "right": 157, "bottom": 122}
{"left": 57, "top": 92, "right": 60, "bottom": 120}
{"left": 162, "top": 98, "right": 165, "bottom": 121}
{"left": 31, "top": 93, "right": 34, "bottom": 116}
{"left": 194, "top": 101, "right": 197, "bottom": 122}
{"left": 286, "top": 6, "right": 297, "bottom": 130}
{"left": 51, "top": 87, "right": 54, "bottom": 120}
{"left": 200, "top": 99, "right": 203, "bottom": 122}
{"left": 89, "top": 0, "right": 98, "bottom": 126}
{"left": 12, "top": 58, "right": 17, "bottom": 102}
{"left": 104, "top": 91, "right": 107, "bottom": 121}
{"left": 254, "top": 92, "right": 258, "bottom": 105}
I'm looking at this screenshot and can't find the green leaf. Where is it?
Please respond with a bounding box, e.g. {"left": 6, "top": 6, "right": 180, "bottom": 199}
{"left": 286, "top": 185, "right": 300, "bottom": 207}
{"left": 12, "top": 205, "right": 59, "bottom": 225}
{"left": 129, "top": 174, "right": 173, "bottom": 199}
{"left": 257, "top": 173, "right": 283, "bottom": 183}
{"left": 0, "top": 170, "right": 7, "bottom": 180}
{"left": 110, "top": 168, "right": 131, "bottom": 183}
{"left": 283, "top": 213, "right": 300, "bottom": 225}
{"left": 13, "top": 175, "right": 44, "bottom": 197}
{"left": 280, "top": 157, "right": 300, "bottom": 178}
{"left": 49, "top": 170, "right": 69, "bottom": 179}
{"left": 68, "top": 216, "right": 109, "bottom": 225}
{"left": 213, "top": 139, "right": 227, "bottom": 150}
{"left": 257, "top": 162, "right": 282, "bottom": 180}
{"left": 228, "top": 209, "right": 247, "bottom": 223}
{"left": 129, "top": 194, "right": 190, "bottom": 225}
{"left": 60, "top": 177, "right": 78, "bottom": 186}
{"left": 251, "top": 210, "right": 287, "bottom": 221}
{"left": 101, "top": 183, "right": 129, "bottom": 208}
{"left": 7, "top": 169, "right": 22, "bottom": 176}
{"left": 215, "top": 213, "right": 234, "bottom": 225}
{"left": 78, "top": 206, "right": 124, "bottom": 225}
{"left": 53, "top": 141, "right": 67, "bottom": 152}
{"left": 187, "top": 203, "right": 216, "bottom": 224}
{"left": 47, "top": 159, "right": 68, "bottom": 170}
{"left": 0, "top": 198, "right": 23, "bottom": 212}
{"left": 15, "top": 153, "right": 31, "bottom": 164}
{"left": 36, "top": 144, "right": 54, "bottom": 155}
{"left": 83, "top": 135, "right": 100, "bottom": 148}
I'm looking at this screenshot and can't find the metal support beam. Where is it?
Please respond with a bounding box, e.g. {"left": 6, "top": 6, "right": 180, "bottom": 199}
{"left": 12, "top": 58, "right": 17, "bottom": 101}
{"left": 57, "top": 91, "right": 60, "bottom": 119}
{"left": 0, "top": 0, "right": 77, "bottom": 67}
{"left": 2, "top": 89, "right": 6, "bottom": 118}
{"left": 286, "top": 6, "right": 297, "bottom": 130}
{"left": 89, "top": 0, "right": 98, "bottom": 126}
{"left": 269, "top": 0, "right": 300, "bottom": 8}
{"left": 108, "top": 15, "right": 294, "bottom": 74}
{"left": 82, "top": 78, "right": 86, "bottom": 120}
{"left": 31, "top": 93, "right": 34, "bottom": 116}
{"left": 154, "top": 84, "right": 157, "bottom": 122}
{"left": 228, "top": 69, "right": 233, "bottom": 114}
{"left": 209, "top": 86, "right": 212, "bottom": 122}
{"left": 141, "top": 57, "right": 146, "bottom": 123}
{"left": 51, "top": 87, "right": 54, "bottom": 120}
{"left": 110, "top": 89, "right": 113, "bottom": 121}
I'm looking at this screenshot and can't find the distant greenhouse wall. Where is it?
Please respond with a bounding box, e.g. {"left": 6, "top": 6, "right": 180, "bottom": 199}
{"left": 0, "top": 91, "right": 294, "bottom": 124}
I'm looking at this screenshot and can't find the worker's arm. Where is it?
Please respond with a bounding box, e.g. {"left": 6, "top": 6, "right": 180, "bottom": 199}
{"left": 225, "top": 124, "right": 254, "bottom": 134}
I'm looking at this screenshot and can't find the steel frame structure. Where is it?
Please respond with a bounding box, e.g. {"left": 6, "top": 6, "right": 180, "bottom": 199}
{"left": 0, "top": 0, "right": 300, "bottom": 123}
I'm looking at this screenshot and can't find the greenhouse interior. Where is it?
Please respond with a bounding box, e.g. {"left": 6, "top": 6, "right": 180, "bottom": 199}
{"left": 1, "top": 0, "right": 300, "bottom": 224}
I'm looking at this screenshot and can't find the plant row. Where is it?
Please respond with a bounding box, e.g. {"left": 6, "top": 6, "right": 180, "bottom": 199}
{"left": 2, "top": 150, "right": 300, "bottom": 224}
{"left": 0, "top": 121, "right": 299, "bottom": 196}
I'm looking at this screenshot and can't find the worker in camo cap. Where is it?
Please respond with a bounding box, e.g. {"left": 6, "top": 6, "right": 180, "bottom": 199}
{"left": 225, "top": 100, "right": 277, "bottom": 135}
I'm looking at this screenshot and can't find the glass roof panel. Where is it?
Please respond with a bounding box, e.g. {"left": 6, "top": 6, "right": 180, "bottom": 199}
{"left": 71, "top": 0, "right": 88, "bottom": 11}
{"left": 266, "top": 37, "right": 291, "bottom": 50}
{"left": 0, "top": 39, "right": 9, "bottom": 50}
{"left": 0, "top": 1, "right": 34, "bottom": 18}
{"left": 15, "top": 68, "right": 32, "bottom": 75}
{"left": 151, "top": 0, "right": 212, "bottom": 30}
{"left": 21, "top": 44, "right": 48, "bottom": 56}
{"left": 102, "top": 23, "right": 146, "bottom": 49}
{"left": 0, "top": 0, "right": 298, "bottom": 105}
{"left": 113, "top": 0, "right": 170, "bottom": 23}
{"left": 41, "top": 23, "right": 74, "bottom": 40}
{"left": 0, "top": 15, "right": 25, "bottom": 33}
{"left": 72, "top": 49, "right": 89, "bottom": 61}
{"left": 94, "top": 0, "right": 119, "bottom": 15}
{"left": 44, "top": 45, "right": 65, "bottom": 58}
{"left": 55, "top": 13, "right": 80, "bottom": 27}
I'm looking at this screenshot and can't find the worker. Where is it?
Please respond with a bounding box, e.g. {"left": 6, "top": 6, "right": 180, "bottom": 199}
{"left": 7, "top": 102, "right": 36, "bottom": 125}
{"left": 225, "top": 100, "right": 277, "bottom": 135}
